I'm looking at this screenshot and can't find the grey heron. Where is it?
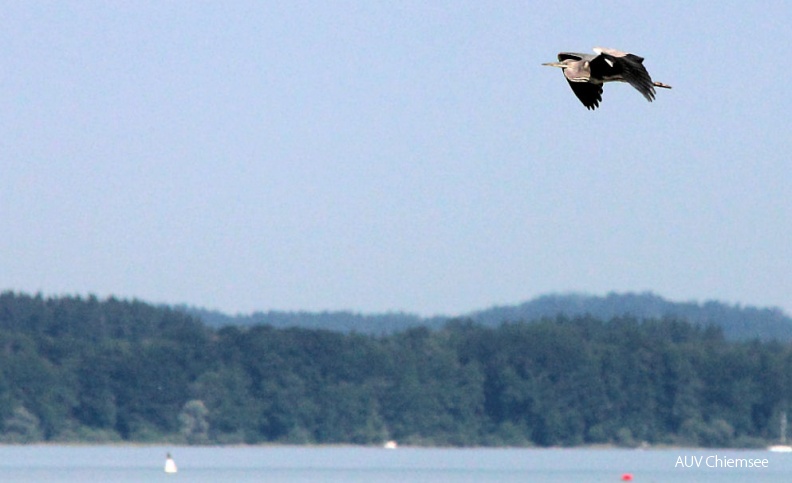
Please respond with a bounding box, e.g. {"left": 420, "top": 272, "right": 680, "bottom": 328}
{"left": 542, "top": 47, "right": 671, "bottom": 110}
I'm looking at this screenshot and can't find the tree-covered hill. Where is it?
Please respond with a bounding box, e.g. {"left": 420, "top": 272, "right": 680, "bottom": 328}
{"left": 468, "top": 292, "right": 792, "bottom": 341}
{"left": 1, "top": 290, "right": 792, "bottom": 447}
{"left": 181, "top": 307, "right": 435, "bottom": 335}
{"left": 184, "top": 292, "right": 792, "bottom": 341}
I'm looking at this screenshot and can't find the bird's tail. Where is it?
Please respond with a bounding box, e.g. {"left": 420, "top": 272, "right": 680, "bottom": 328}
{"left": 653, "top": 81, "right": 672, "bottom": 89}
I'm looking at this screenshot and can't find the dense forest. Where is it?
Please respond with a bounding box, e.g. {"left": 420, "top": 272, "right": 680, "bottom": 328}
{"left": 185, "top": 292, "right": 792, "bottom": 341}
{"left": 1, "top": 291, "right": 792, "bottom": 447}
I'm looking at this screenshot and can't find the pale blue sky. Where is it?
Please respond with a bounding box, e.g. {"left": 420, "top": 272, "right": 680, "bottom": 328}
{"left": 2, "top": 1, "right": 790, "bottom": 317}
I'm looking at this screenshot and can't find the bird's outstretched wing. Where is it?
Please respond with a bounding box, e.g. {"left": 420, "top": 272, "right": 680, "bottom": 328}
{"left": 618, "top": 54, "right": 656, "bottom": 101}
{"left": 566, "top": 80, "right": 602, "bottom": 110}
{"left": 592, "top": 47, "right": 643, "bottom": 62}
{"left": 593, "top": 52, "right": 657, "bottom": 102}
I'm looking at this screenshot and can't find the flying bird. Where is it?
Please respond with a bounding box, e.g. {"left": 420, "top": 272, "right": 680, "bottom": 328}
{"left": 542, "top": 47, "right": 671, "bottom": 110}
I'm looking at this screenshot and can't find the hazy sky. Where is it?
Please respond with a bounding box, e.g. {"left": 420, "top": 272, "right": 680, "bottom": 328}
{"left": 2, "top": 1, "right": 790, "bottom": 317}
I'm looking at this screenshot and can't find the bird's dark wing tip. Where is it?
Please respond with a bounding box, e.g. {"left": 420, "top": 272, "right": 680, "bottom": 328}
{"left": 566, "top": 80, "right": 603, "bottom": 110}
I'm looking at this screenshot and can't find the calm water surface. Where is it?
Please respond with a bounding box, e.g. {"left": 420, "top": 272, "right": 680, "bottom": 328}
{"left": 0, "top": 445, "right": 789, "bottom": 482}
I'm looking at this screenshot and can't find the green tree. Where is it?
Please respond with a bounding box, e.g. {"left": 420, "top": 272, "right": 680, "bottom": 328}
{"left": 3, "top": 406, "right": 43, "bottom": 443}
{"left": 179, "top": 399, "right": 210, "bottom": 444}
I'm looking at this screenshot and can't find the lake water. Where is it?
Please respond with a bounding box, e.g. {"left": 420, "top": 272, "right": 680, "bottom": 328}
{"left": 0, "top": 445, "right": 789, "bottom": 482}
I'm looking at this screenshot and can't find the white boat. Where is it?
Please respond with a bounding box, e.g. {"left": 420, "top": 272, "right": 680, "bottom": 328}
{"left": 383, "top": 440, "right": 398, "bottom": 449}
{"left": 769, "top": 411, "right": 792, "bottom": 452}
{"left": 164, "top": 453, "right": 178, "bottom": 473}
{"left": 768, "top": 445, "right": 792, "bottom": 453}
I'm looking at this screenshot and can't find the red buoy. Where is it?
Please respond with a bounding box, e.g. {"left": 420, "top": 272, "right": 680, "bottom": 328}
{"left": 621, "top": 473, "right": 633, "bottom": 481}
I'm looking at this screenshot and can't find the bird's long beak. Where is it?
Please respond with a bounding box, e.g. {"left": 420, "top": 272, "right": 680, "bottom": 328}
{"left": 542, "top": 62, "right": 565, "bottom": 68}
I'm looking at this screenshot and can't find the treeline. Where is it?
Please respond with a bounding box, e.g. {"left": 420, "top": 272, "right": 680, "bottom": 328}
{"left": 185, "top": 292, "right": 792, "bottom": 341}
{"left": 469, "top": 292, "right": 792, "bottom": 341}
{"left": 1, "top": 291, "right": 791, "bottom": 447}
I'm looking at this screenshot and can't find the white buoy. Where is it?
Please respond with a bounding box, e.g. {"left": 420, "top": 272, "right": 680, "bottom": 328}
{"left": 164, "top": 453, "right": 178, "bottom": 474}
{"left": 383, "top": 440, "right": 398, "bottom": 449}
